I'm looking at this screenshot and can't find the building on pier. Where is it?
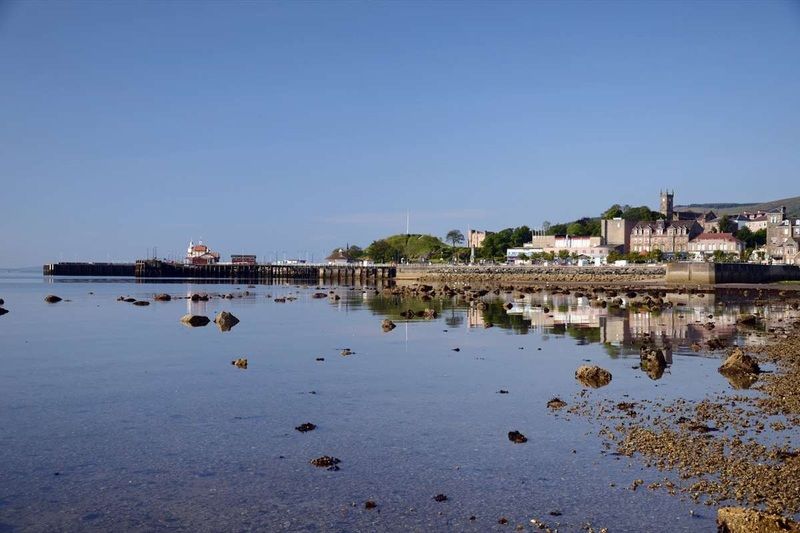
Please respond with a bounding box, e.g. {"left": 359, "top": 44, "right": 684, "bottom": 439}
{"left": 186, "top": 241, "right": 220, "bottom": 265}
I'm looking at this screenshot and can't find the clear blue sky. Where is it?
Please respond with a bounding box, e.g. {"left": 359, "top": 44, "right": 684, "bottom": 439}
{"left": 1, "top": 0, "right": 798, "bottom": 266}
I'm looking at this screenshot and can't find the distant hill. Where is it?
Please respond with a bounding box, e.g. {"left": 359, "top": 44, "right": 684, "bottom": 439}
{"left": 675, "top": 195, "right": 800, "bottom": 218}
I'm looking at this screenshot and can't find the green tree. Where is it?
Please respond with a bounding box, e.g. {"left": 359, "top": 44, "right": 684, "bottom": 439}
{"left": 602, "top": 204, "right": 624, "bottom": 219}
{"left": 557, "top": 250, "right": 570, "bottom": 261}
{"left": 445, "top": 229, "right": 465, "bottom": 248}
{"left": 566, "top": 222, "right": 584, "bottom": 236}
{"left": 718, "top": 215, "right": 737, "bottom": 234}
{"left": 344, "top": 245, "right": 363, "bottom": 261}
{"left": 623, "top": 206, "right": 662, "bottom": 222}
{"left": 365, "top": 239, "right": 398, "bottom": 263}
{"left": 647, "top": 249, "right": 664, "bottom": 262}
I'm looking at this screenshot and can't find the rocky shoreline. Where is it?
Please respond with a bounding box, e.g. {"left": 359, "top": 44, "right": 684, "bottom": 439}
{"left": 398, "top": 265, "right": 666, "bottom": 284}
{"left": 558, "top": 301, "right": 800, "bottom": 530}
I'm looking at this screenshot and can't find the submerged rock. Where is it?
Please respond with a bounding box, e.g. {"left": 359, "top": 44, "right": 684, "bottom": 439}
{"left": 44, "top": 295, "right": 62, "bottom": 303}
{"left": 132, "top": 300, "right": 150, "bottom": 306}
{"left": 433, "top": 494, "right": 448, "bottom": 502}
{"left": 364, "top": 500, "right": 377, "bottom": 510}
{"left": 639, "top": 346, "right": 667, "bottom": 380}
{"left": 716, "top": 507, "right": 800, "bottom": 533}
{"left": 340, "top": 348, "right": 353, "bottom": 356}
{"left": 547, "top": 397, "right": 567, "bottom": 409}
{"left": 231, "top": 358, "right": 248, "bottom": 369}
{"left": 381, "top": 319, "right": 396, "bottom": 332}
{"left": 295, "top": 422, "right": 316, "bottom": 432}
{"left": 310, "top": 456, "right": 340, "bottom": 470}
{"left": 123, "top": 297, "right": 137, "bottom": 303}
{"left": 154, "top": 293, "right": 171, "bottom": 301}
{"left": 508, "top": 430, "right": 528, "bottom": 443}
{"left": 180, "top": 314, "right": 210, "bottom": 327}
{"left": 214, "top": 311, "right": 240, "bottom": 331}
{"left": 575, "top": 365, "right": 613, "bottom": 388}
{"left": 736, "top": 314, "right": 759, "bottom": 326}
{"left": 0, "top": 307, "right": 8, "bottom": 316}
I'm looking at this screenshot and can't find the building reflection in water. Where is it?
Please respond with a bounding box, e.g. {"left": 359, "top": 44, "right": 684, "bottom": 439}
{"left": 489, "top": 292, "right": 770, "bottom": 357}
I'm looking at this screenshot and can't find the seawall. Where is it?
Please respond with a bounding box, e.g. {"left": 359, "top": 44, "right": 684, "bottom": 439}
{"left": 665, "top": 263, "right": 800, "bottom": 284}
{"left": 396, "top": 265, "right": 666, "bottom": 284}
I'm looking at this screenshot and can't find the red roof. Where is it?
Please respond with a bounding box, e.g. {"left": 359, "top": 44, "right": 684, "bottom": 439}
{"left": 694, "top": 233, "right": 740, "bottom": 242}
{"left": 192, "top": 245, "right": 208, "bottom": 252}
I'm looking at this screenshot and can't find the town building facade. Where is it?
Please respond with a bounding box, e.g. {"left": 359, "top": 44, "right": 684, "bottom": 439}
{"left": 766, "top": 207, "right": 800, "bottom": 264}
{"left": 630, "top": 219, "right": 701, "bottom": 255}
{"left": 687, "top": 233, "right": 744, "bottom": 260}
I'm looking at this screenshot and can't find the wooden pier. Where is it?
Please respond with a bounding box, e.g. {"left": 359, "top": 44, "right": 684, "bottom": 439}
{"left": 43, "top": 260, "right": 395, "bottom": 282}
{"left": 43, "top": 262, "right": 136, "bottom": 277}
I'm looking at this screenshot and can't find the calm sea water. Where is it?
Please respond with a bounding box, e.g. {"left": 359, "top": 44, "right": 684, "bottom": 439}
{"left": 0, "top": 275, "right": 790, "bottom": 532}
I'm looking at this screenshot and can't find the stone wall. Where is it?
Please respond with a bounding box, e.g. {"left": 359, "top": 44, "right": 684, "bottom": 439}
{"left": 665, "top": 262, "right": 800, "bottom": 284}
{"left": 396, "top": 265, "right": 665, "bottom": 284}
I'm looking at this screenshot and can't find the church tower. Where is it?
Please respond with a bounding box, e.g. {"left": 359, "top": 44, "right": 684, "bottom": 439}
{"left": 659, "top": 190, "right": 674, "bottom": 220}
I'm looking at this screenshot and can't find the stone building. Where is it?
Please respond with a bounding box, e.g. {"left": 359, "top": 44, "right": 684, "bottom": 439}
{"left": 600, "top": 218, "right": 635, "bottom": 253}
{"left": 661, "top": 190, "right": 720, "bottom": 232}
{"left": 630, "top": 219, "right": 701, "bottom": 255}
{"left": 467, "top": 229, "right": 492, "bottom": 248}
{"left": 687, "top": 233, "right": 744, "bottom": 260}
{"left": 766, "top": 207, "right": 800, "bottom": 264}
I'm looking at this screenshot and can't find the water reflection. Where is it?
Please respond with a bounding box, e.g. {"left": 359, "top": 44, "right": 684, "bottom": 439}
{"left": 356, "top": 289, "right": 800, "bottom": 361}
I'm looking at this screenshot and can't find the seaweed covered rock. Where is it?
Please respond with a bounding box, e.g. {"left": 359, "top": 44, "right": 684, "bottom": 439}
{"left": 575, "top": 365, "right": 612, "bottom": 388}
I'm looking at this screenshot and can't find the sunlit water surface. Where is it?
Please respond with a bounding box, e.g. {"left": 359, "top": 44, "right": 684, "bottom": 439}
{"left": 0, "top": 275, "right": 795, "bottom": 532}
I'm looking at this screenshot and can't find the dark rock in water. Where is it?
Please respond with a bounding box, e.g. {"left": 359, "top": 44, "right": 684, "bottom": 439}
{"left": 310, "top": 456, "right": 340, "bottom": 470}
{"left": 0, "top": 307, "right": 8, "bottom": 316}
{"left": 498, "top": 517, "right": 508, "bottom": 525}
{"left": 316, "top": 357, "right": 325, "bottom": 362}
{"left": 716, "top": 507, "right": 800, "bottom": 533}
{"left": 274, "top": 297, "right": 286, "bottom": 303}
{"left": 180, "top": 314, "right": 210, "bottom": 327}
{"left": 0, "top": 298, "right": 3, "bottom": 305}
{"left": 508, "top": 430, "right": 528, "bottom": 443}
{"left": 547, "top": 397, "right": 567, "bottom": 409}
{"left": 214, "top": 311, "right": 240, "bottom": 331}
{"left": 295, "top": 422, "right": 316, "bottom": 432}
{"left": 311, "top": 292, "right": 327, "bottom": 299}
{"left": 433, "top": 494, "right": 448, "bottom": 502}
{"left": 124, "top": 298, "right": 137, "bottom": 303}
{"left": 132, "top": 300, "right": 150, "bottom": 306}
{"left": 340, "top": 348, "right": 353, "bottom": 356}
{"left": 117, "top": 296, "right": 126, "bottom": 301}
{"left": 736, "top": 314, "right": 759, "bottom": 326}
{"left": 44, "top": 295, "right": 62, "bottom": 303}
{"left": 707, "top": 337, "right": 729, "bottom": 351}
{"left": 575, "top": 365, "right": 612, "bottom": 388}
{"left": 231, "top": 358, "right": 248, "bottom": 369}
{"left": 452, "top": 347, "right": 460, "bottom": 352}
{"left": 400, "top": 309, "right": 416, "bottom": 319}
{"left": 364, "top": 500, "right": 377, "bottom": 510}
{"left": 190, "top": 293, "right": 209, "bottom": 302}
{"left": 639, "top": 346, "right": 667, "bottom": 379}
{"left": 719, "top": 347, "right": 760, "bottom": 376}
{"left": 542, "top": 306, "right": 550, "bottom": 314}
{"left": 497, "top": 389, "right": 509, "bottom": 394}
{"left": 381, "top": 319, "right": 396, "bottom": 332}
{"left": 154, "top": 293, "right": 171, "bottom": 301}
